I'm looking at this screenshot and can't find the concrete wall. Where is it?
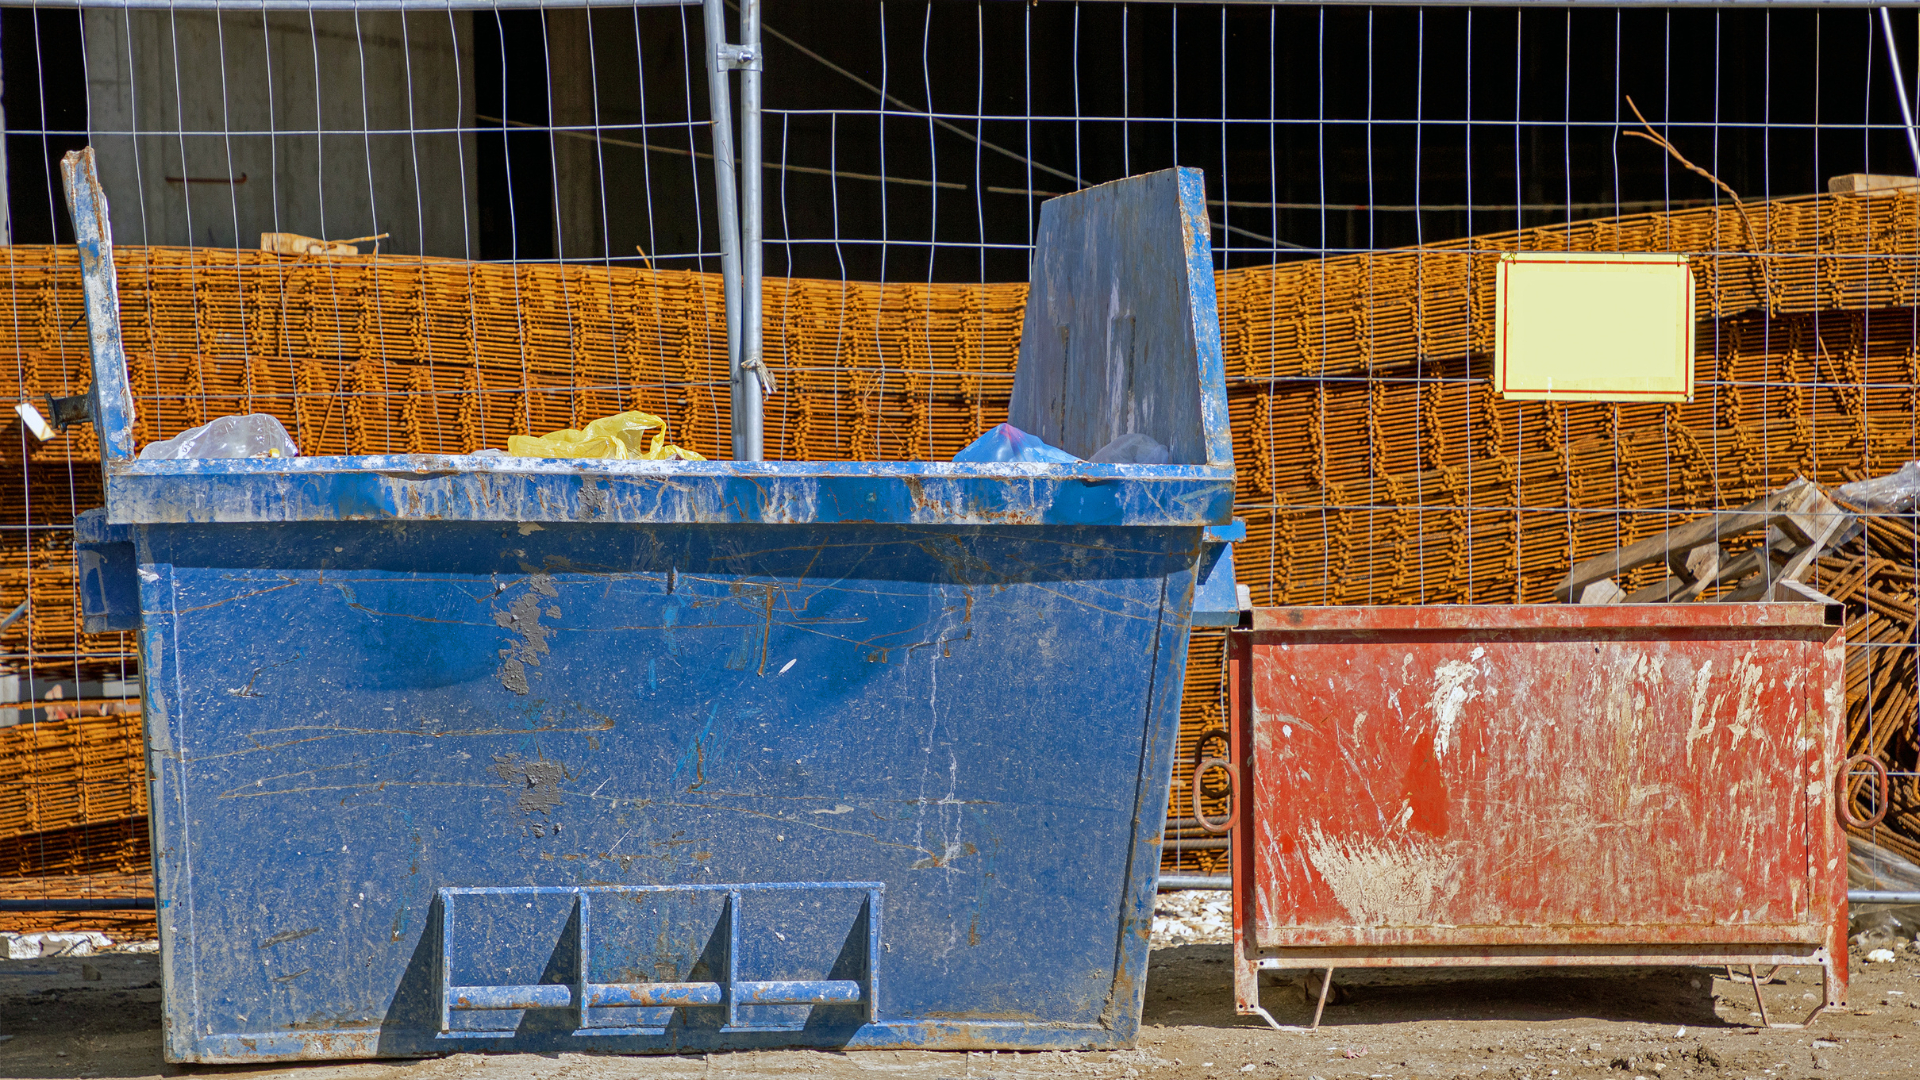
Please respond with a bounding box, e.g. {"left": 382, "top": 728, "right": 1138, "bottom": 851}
{"left": 541, "top": 8, "right": 713, "bottom": 266}
{"left": 81, "top": 9, "right": 477, "bottom": 258}
{"left": 546, "top": 9, "right": 601, "bottom": 261}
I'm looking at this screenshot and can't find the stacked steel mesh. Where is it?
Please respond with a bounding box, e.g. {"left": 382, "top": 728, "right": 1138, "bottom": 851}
{"left": 1819, "top": 508, "right": 1920, "bottom": 865}
{"left": 0, "top": 707, "right": 149, "bottom": 932}
{"left": 1223, "top": 193, "right": 1920, "bottom": 610}
{"left": 0, "top": 707, "right": 145, "bottom": 842}
{"left": 6, "top": 183, "right": 1920, "bottom": 909}
{"left": 1217, "top": 188, "right": 1920, "bottom": 864}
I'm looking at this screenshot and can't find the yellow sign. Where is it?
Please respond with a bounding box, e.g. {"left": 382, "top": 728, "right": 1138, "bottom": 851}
{"left": 1494, "top": 252, "right": 1695, "bottom": 402}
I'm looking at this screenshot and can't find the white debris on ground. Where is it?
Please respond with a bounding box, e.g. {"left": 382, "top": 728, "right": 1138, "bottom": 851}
{"left": 0, "top": 931, "right": 154, "bottom": 959}
{"left": 1152, "top": 889, "right": 1232, "bottom": 946}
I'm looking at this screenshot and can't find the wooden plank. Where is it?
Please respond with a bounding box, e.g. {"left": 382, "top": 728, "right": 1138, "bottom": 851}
{"left": 1578, "top": 578, "right": 1625, "bottom": 605}
{"left": 1828, "top": 173, "right": 1920, "bottom": 194}
{"left": 1624, "top": 575, "right": 1688, "bottom": 604}
{"left": 1708, "top": 545, "right": 1780, "bottom": 601}
{"left": 1553, "top": 479, "right": 1816, "bottom": 601}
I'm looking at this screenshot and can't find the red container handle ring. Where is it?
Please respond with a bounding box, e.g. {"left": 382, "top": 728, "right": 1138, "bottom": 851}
{"left": 1193, "top": 757, "right": 1235, "bottom": 836}
{"left": 1839, "top": 754, "right": 1890, "bottom": 829}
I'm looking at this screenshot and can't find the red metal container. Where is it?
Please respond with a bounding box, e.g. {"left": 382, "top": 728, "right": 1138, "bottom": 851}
{"left": 1222, "top": 603, "right": 1848, "bottom": 1029}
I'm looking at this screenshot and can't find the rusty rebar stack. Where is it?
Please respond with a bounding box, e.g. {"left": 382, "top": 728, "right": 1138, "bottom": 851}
{"left": 1, "top": 183, "right": 1919, "bottom": 897}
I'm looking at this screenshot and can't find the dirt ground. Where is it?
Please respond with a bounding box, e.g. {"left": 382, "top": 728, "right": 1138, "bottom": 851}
{"left": 0, "top": 937, "right": 1914, "bottom": 1080}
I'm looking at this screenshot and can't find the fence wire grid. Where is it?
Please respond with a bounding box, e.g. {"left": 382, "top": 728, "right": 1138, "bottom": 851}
{"left": 0, "top": 1, "right": 1917, "bottom": 913}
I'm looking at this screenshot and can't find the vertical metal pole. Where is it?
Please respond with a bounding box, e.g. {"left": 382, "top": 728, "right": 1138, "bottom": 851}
{"left": 0, "top": 14, "right": 11, "bottom": 247}
{"left": 738, "top": 0, "right": 765, "bottom": 461}
{"left": 702, "top": 0, "right": 744, "bottom": 459}
{"left": 1880, "top": 8, "right": 1920, "bottom": 176}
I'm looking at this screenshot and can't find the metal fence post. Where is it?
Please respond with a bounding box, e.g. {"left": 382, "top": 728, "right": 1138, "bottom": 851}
{"left": 705, "top": 0, "right": 763, "bottom": 461}
{"left": 738, "top": 0, "right": 765, "bottom": 461}
{"left": 701, "top": 0, "right": 745, "bottom": 460}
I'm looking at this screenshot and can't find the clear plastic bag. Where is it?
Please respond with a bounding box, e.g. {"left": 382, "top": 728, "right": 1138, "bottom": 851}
{"left": 138, "top": 414, "right": 298, "bottom": 460}
{"left": 952, "top": 423, "right": 1080, "bottom": 464}
{"left": 1837, "top": 461, "right": 1920, "bottom": 513}
{"left": 1090, "top": 432, "right": 1170, "bottom": 465}
{"left": 506, "top": 411, "right": 706, "bottom": 461}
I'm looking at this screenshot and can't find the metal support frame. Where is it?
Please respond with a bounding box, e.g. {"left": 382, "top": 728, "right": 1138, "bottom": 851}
{"left": 1238, "top": 948, "right": 1840, "bottom": 1032}
{"left": 704, "top": 0, "right": 765, "bottom": 462}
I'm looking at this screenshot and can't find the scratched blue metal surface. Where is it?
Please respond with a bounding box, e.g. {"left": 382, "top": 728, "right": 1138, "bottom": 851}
{"left": 134, "top": 521, "right": 1202, "bottom": 1059}
{"left": 62, "top": 157, "right": 1238, "bottom": 1061}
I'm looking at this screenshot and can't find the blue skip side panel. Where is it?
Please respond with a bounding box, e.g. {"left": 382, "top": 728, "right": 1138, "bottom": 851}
{"left": 137, "top": 521, "right": 1200, "bottom": 1060}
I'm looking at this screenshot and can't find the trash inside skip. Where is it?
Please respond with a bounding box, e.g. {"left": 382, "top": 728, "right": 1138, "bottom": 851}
{"left": 139, "top": 414, "right": 299, "bottom": 460}
{"left": 508, "top": 411, "right": 705, "bottom": 461}
{"left": 952, "top": 422, "right": 1169, "bottom": 465}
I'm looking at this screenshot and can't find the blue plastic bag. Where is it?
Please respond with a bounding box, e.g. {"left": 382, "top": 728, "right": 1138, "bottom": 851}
{"left": 952, "top": 423, "right": 1081, "bottom": 464}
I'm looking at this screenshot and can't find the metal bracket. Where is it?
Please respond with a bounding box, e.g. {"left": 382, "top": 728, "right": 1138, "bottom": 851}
{"left": 716, "top": 43, "right": 760, "bottom": 71}
{"left": 739, "top": 354, "right": 778, "bottom": 395}
{"left": 1191, "top": 518, "right": 1245, "bottom": 628}
{"left": 75, "top": 508, "right": 140, "bottom": 633}
{"left": 45, "top": 391, "right": 93, "bottom": 431}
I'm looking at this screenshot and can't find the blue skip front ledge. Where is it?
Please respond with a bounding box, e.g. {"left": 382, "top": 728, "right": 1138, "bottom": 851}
{"left": 98, "top": 455, "right": 1233, "bottom": 528}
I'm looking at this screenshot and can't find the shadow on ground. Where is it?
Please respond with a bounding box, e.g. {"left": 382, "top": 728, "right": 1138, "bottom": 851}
{"left": 1144, "top": 943, "right": 1735, "bottom": 1029}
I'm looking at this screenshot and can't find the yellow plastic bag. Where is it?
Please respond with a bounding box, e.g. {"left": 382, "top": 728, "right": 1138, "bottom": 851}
{"left": 506, "top": 411, "right": 707, "bottom": 461}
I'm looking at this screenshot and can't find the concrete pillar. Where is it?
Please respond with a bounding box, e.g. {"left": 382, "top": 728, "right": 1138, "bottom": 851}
{"left": 81, "top": 8, "right": 477, "bottom": 258}
{"left": 545, "top": 9, "right": 602, "bottom": 262}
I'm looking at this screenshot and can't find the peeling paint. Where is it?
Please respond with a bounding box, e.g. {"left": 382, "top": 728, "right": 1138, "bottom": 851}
{"left": 493, "top": 577, "right": 557, "bottom": 695}
{"left": 1301, "top": 825, "right": 1460, "bottom": 926}
{"left": 910, "top": 841, "right": 978, "bottom": 870}
{"left": 1426, "top": 659, "right": 1479, "bottom": 762}
{"left": 489, "top": 752, "right": 569, "bottom": 816}
{"left": 1244, "top": 603, "right": 1847, "bottom": 1002}
{"left": 1684, "top": 659, "right": 1717, "bottom": 766}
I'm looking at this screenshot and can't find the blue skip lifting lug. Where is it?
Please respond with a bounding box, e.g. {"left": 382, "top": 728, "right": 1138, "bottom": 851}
{"left": 1191, "top": 518, "right": 1246, "bottom": 628}
{"left": 74, "top": 509, "right": 140, "bottom": 634}
{"left": 60, "top": 144, "right": 1235, "bottom": 1061}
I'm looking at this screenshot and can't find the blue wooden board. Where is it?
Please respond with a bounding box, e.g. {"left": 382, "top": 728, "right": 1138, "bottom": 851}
{"left": 1009, "top": 168, "right": 1233, "bottom": 470}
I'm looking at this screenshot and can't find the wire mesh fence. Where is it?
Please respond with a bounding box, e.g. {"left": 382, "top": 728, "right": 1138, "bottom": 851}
{"left": 3, "top": 1, "right": 1920, "bottom": 920}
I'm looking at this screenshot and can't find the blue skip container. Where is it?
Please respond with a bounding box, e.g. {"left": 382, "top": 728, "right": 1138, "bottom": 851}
{"left": 64, "top": 149, "right": 1240, "bottom": 1062}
